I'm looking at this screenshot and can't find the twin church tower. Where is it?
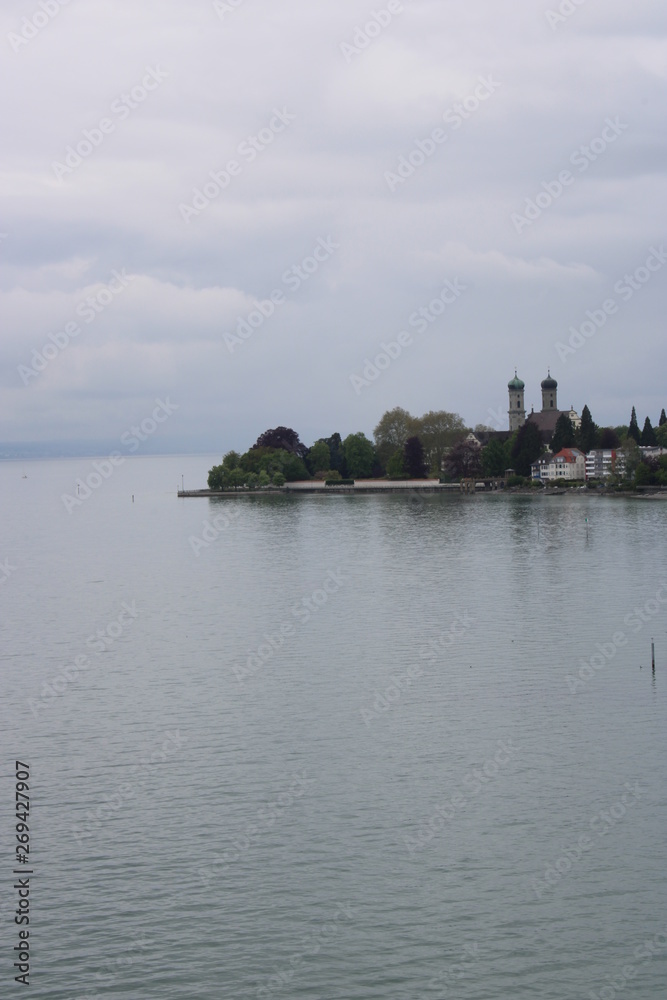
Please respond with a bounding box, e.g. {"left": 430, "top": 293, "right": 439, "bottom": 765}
{"left": 508, "top": 370, "right": 561, "bottom": 433}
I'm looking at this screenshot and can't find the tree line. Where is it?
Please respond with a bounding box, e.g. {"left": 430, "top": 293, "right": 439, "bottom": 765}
{"left": 207, "top": 404, "right": 667, "bottom": 489}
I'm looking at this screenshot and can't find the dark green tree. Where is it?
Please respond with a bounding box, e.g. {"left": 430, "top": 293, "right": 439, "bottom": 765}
{"left": 576, "top": 405, "right": 598, "bottom": 453}
{"left": 510, "top": 421, "right": 543, "bottom": 477}
{"left": 641, "top": 416, "right": 657, "bottom": 446}
{"left": 659, "top": 408, "right": 667, "bottom": 426}
{"left": 403, "top": 436, "right": 429, "bottom": 478}
{"left": 599, "top": 427, "right": 621, "bottom": 449}
{"left": 628, "top": 407, "right": 641, "bottom": 444}
{"left": 343, "top": 432, "right": 376, "bottom": 479}
{"left": 222, "top": 450, "right": 241, "bottom": 470}
{"left": 281, "top": 454, "right": 310, "bottom": 481}
{"left": 634, "top": 462, "right": 655, "bottom": 487}
{"left": 550, "top": 414, "right": 576, "bottom": 454}
{"left": 322, "top": 433, "right": 348, "bottom": 477}
{"left": 482, "top": 437, "right": 510, "bottom": 476}
{"left": 386, "top": 449, "right": 407, "bottom": 478}
{"left": 656, "top": 423, "right": 667, "bottom": 448}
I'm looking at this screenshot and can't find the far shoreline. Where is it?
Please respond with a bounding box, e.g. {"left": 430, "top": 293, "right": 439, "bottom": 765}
{"left": 178, "top": 480, "right": 667, "bottom": 499}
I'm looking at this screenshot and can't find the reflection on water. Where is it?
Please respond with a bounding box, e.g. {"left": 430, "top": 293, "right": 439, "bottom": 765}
{"left": 0, "top": 457, "right": 665, "bottom": 999}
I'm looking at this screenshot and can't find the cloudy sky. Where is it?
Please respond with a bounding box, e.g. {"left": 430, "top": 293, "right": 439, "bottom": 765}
{"left": 2, "top": 0, "right": 666, "bottom": 455}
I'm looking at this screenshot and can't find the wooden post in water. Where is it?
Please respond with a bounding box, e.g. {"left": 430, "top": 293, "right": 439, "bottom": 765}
{"left": 652, "top": 638, "right": 655, "bottom": 673}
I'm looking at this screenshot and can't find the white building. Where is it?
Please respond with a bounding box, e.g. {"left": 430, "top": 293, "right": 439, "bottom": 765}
{"left": 532, "top": 448, "right": 586, "bottom": 482}
{"left": 585, "top": 449, "right": 625, "bottom": 480}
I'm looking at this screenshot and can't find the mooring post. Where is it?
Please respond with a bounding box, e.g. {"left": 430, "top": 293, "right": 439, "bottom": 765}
{"left": 652, "top": 638, "right": 655, "bottom": 673}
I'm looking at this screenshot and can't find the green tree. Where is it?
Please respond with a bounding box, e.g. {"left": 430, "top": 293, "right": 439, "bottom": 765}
{"left": 641, "top": 416, "right": 657, "bottom": 446}
{"left": 308, "top": 440, "right": 331, "bottom": 474}
{"left": 550, "top": 414, "right": 576, "bottom": 454}
{"left": 482, "top": 437, "right": 510, "bottom": 476}
{"left": 240, "top": 447, "right": 271, "bottom": 474}
{"left": 413, "top": 410, "right": 467, "bottom": 475}
{"left": 386, "top": 449, "right": 407, "bottom": 478}
{"left": 511, "top": 421, "right": 543, "bottom": 477}
{"left": 656, "top": 423, "right": 667, "bottom": 447}
{"left": 272, "top": 471, "right": 286, "bottom": 487}
{"left": 619, "top": 439, "right": 640, "bottom": 481}
{"left": 281, "top": 454, "right": 310, "bottom": 481}
{"left": 246, "top": 472, "right": 259, "bottom": 490}
{"left": 258, "top": 471, "right": 271, "bottom": 488}
{"left": 343, "top": 432, "right": 376, "bottom": 478}
{"left": 207, "top": 465, "right": 227, "bottom": 490}
{"left": 577, "top": 405, "right": 598, "bottom": 453}
{"left": 373, "top": 407, "right": 416, "bottom": 467}
{"left": 628, "top": 406, "right": 641, "bottom": 444}
{"left": 322, "top": 433, "right": 347, "bottom": 477}
{"left": 634, "top": 462, "right": 654, "bottom": 487}
{"left": 222, "top": 450, "right": 241, "bottom": 470}
{"left": 228, "top": 468, "right": 246, "bottom": 490}
{"left": 404, "top": 436, "right": 429, "bottom": 478}
{"left": 659, "top": 408, "right": 667, "bottom": 426}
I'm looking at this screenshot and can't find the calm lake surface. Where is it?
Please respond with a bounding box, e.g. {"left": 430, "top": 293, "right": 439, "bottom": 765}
{"left": 1, "top": 455, "right": 666, "bottom": 999}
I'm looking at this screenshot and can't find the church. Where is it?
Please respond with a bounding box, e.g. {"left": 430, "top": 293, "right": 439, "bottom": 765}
{"left": 508, "top": 371, "right": 580, "bottom": 445}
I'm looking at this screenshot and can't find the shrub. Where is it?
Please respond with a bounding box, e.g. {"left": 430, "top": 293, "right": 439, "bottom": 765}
{"left": 326, "top": 479, "right": 354, "bottom": 486}
{"left": 506, "top": 475, "right": 526, "bottom": 488}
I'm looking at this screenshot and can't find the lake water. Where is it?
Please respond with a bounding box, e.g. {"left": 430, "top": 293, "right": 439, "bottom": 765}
{"left": 1, "top": 454, "right": 666, "bottom": 999}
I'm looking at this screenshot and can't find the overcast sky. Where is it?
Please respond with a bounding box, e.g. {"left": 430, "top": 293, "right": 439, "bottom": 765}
{"left": 2, "top": 0, "right": 666, "bottom": 455}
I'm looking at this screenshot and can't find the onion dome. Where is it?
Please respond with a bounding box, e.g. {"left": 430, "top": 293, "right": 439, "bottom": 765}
{"left": 541, "top": 370, "right": 557, "bottom": 389}
{"left": 508, "top": 370, "right": 525, "bottom": 390}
